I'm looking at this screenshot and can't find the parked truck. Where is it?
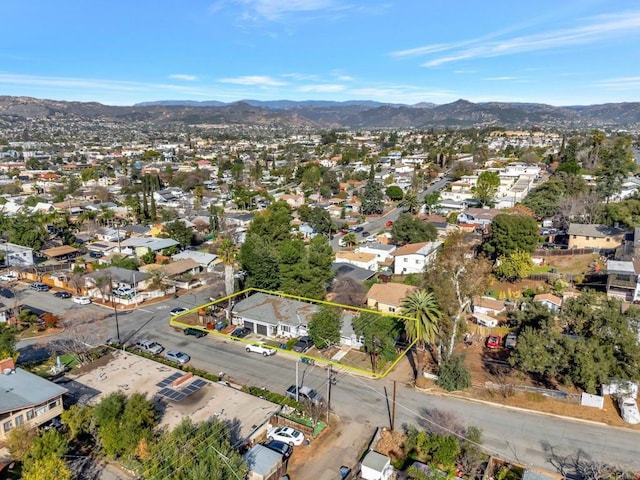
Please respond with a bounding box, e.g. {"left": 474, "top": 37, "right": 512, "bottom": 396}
{"left": 285, "top": 385, "right": 325, "bottom": 405}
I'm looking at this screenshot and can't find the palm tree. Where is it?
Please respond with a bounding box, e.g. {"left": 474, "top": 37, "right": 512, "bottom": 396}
{"left": 404, "top": 191, "right": 419, "bottom": 214}
{"left": 401, "top": 289, "right": 441, "bottom": 377}
{"left": 217, "top": 237, "right": 238, "bottom": 320}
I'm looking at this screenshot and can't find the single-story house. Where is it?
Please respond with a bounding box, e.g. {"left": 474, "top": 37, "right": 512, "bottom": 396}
{"left": 334, "top": 251, "right": 378, "bottom": 271}
{"left": 119, "top": 237, "right": 180, "bottom": 257}
{"left": 366, "top": 283, "right": 417, "bottom": 314}
{"left": 95, "top": 227, "right": 126, "bottom": 243}
{"left": 172, "top": 251, "right": 219, "bottom": 272}
{"left": 457, "top": 208, "right": 501, "bottom": 226}
{"left": 331, "top": 263, "right": 377, "bottom": 283}
{"left": 567, "top": 223, "right": 626, "bottom": 250}
{"left": 0, "top": 358, "right": 68, "bottom": 441}
{"left": 355, "top": 244, "right": 397, "bottom": 266}
{"left": 84, "top": 266, "right": 151, "bottom": 298}
{"left": 391, "top": 241, "right": 442, "bottom": 275}
{"left": 533, "top": 293, "right": 563, "bottom": 311}
{"left": 472, "top": 296, "right": 505, "bottom": 316}
{"left": 232, "top": 292, "right": 318, "bottom": 338}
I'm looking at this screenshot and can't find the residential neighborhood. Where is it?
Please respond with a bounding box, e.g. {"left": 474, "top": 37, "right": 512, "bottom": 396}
{"left": 1, "top": 107, "right": 640, "bottom": 480}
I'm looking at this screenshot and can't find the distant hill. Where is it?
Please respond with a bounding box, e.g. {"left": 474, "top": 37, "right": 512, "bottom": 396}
{"left": 1, "top": 95, "right": 639, "bottom": 130}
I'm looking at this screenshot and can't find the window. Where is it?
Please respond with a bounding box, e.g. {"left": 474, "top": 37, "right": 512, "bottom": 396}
{"left": 3, "top": 420, "right": 12, "bottom": 433}
{"left": 15, "top": 415, "right": 23, "bottom": 426}
{"left": 388, "top": 306, "right": 396, "bottom": 313}
{"left": 48, "top": 400, "right": 59, "bottom": 410}
{"left": 573, "top": 235, "right": 577, "bottom": 239}
{"left": 586, "top": 236, "right": 590, "bottom": 240}
{"left": 36, "top": 406, "right": 48, "bottom": 416}
{"left": 403, "top": 258, "right": 408, "bottom": 263}
{"left": 26, "top": 410, "right": 34, "bottom": 420}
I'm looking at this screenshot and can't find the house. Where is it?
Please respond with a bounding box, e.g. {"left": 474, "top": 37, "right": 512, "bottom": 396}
{"left": 605, "top": 259, "right": 640, "bottom": 302}
{"left": 119, "top": 237, "right": 180, "bottom": 257}
{"left": 533, "top": 293, "right": 563, "bottom": 311}
{"left": 391, "top": 241, "right": 442, "bottom": 275}
{"left": 331, "top": 263, "right": 377, "bottom": 283}
{"left": 243, "top": 444, "right": 286, "bottom": 480}
{"left": 141, "top": 258, "right": 202, "bottom": 291}
{"left": 84, "top": 266, "right": 151, "bottom": 298}
{"left": 172, "top": 251, "right": 219, "bottom": 272}
{"left": 567, "top": 223, "right": 626, "bottom": 250}
{"left": 232, "top": 292, "right": 318, "bottom": 338}
{"left": 0, "top": 358, "right": 68, "bottom": 441}
{"left": 360, "top": 450, "right": 393, "bottom": 480}
{"left": 355, "top": 243, "right": 397, "bottom": 267}
{"left": 334, "top": 251, "right": 378, "bottom": 271}
{"left": 96, "top": 227, "right": 126, "bottom": 243}
{"left": 473, "top": 296, "right": 505, "bottom": 316}
{"left": 0, "top": 242, "right": 35, "bottom": 267}
{"left": 457, "top": 208, "right": 501, "bottom": 226}
{"left": 366, "top": 283, "right": 417, "bottom": 314}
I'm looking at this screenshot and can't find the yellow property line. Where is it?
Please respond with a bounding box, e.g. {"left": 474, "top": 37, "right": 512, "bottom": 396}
{"left": 169, "top": 287, "right": 420, "bottom": 379}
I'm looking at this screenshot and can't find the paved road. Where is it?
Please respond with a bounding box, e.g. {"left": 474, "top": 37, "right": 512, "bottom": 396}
{"left": 330, "top": 176, "right": 451, "bottom": 250}
{"left": 15, "top": 286, "right": 640, "bottom": 475}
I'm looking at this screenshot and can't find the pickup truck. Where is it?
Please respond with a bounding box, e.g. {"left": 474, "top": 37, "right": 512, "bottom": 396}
{"left": 285, "top": 385, "right": 325, "bottom": 405}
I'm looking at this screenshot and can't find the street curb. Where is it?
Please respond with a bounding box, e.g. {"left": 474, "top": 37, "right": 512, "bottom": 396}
{"left": 416, "top": 386, "right": 639, "bottom": 432}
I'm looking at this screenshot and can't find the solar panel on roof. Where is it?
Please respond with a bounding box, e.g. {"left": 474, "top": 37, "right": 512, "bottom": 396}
{"left": 156, "top": 372, "right": 182, "bottom": 388}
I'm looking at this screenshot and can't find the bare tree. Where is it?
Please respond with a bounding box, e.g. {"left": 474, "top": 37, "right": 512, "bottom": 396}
{"left": 52, "top": 309, "right": 109, "bottom": 366}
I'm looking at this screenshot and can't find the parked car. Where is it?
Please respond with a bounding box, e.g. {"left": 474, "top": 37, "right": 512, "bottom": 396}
{"left": 72, "top": 296, "right": 91, "bottom": 305}
{"left": 618, "top": 396, "right": 640, "bottom": 424}
{"left": 486, "top": 335, "right": 502, "bottom": 349}
{"left": 262, "top": 440, "right": 293, "bottom": 460}
{"left": 385, "top": 221, "right": 394, "bottom": 227}
{"left": 353, "top": 226, "right": 364, "bottom": 233}
{"left": 266, "top": 426, "right": 305, "bottom": 446}
{"left": 230, "top": 327, "right": 250, "bottom": 339}
{"left": 361, "top": 231, "right": 370, "bottom": 237}
{"left": 114, "top": 287, "right": 135, "bottom": 298}
{"left": 504, "top": 333, "right": 518, "bottom": 349}
{"left": 286, "top": 385, "right": 324, "bottom": 405}
{"left": 184, "top": 327, "right": 207, "bottom": 338}
{"left": 0, "top": 272, "right": 18, "bottom": 282}
{"left": 53, "top": 291, "right": 72, "bottom": 299}
{"left": 30, "top": 282, "right": 50, "bottom": 292}
{"left": 135, "top": 339, "right": 164, "bottom": 355}
{"left": 293, "top": 336, "right": 313, "bottom": 353}
{"left": 164, "top": 350, "right": 190, "bottom": 365}
{"left": 170, "top": 306, "right": 189, "bottom": 316}
{"left": 246, "top": 342, "right": 276, "bottom": 356}
{"left": 88, "top": 251, "right": 103, "bottom": 258}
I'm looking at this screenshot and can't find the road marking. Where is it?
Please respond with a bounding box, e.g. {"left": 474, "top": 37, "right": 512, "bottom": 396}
{"left": 137, "top": 308, "right": 153, "bottom": 313}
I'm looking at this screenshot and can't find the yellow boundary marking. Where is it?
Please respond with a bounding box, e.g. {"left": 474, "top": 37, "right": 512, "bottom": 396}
{"left": 169, "top": 287, "right": 419, "bottom": 379}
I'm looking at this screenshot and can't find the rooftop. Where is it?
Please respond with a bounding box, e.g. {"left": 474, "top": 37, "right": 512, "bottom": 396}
{"left": 0, "top": 367, "right": 68, "bottom": 414}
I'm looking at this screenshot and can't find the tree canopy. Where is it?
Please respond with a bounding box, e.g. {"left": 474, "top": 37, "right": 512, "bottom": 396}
{"left": 472, "top": 171, "right": 500, "bottom": 206}
{"left": 308, "top": 305, "right": 342, "bottom": 349}
{"left": 391, "top": 213, "right": 437, "bottom": 245}
{"left": 482, "top": 214, "right": 539, "bottom": 259}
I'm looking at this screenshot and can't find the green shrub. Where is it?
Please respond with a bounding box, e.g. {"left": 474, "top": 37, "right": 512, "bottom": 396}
{"left": 436, "top": 354, "right": 471, "bottom": 392}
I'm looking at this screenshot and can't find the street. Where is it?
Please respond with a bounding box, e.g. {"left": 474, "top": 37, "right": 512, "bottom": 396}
{"left": 14, "top": 285, "right": 640, "bottom": 476}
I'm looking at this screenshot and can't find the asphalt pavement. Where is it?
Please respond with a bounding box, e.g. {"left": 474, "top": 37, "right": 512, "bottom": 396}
{"left": 13, "top": 280, "right": 640, "bottom": 476}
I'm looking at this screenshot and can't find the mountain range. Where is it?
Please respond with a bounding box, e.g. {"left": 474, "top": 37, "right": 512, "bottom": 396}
{"left": 1, "top": 96, "right": 639, "bottom": 130}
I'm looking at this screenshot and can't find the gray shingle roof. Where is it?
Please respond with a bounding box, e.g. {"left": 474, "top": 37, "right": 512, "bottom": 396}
{"left": 232, "top": 292, "right": 317, "bottom": 326}
{"left": 0, "top": 368, "right": 68, "bottom": 413}
{"left": 567, "top": 223, "right": 626, "bottom": 238}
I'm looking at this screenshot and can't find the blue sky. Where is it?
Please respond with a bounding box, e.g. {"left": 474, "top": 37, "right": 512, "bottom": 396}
{"left": 1, "top": 0, "right": 638, "bottom": 106}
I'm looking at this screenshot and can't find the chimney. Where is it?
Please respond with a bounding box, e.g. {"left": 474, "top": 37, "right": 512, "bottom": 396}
{"left": 0, "top": 357, "right": 15, "bottom": 373}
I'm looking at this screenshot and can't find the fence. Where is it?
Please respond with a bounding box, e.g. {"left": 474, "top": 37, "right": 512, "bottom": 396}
{"left": 484, "top": 381, "right": 581, "bottom": 404}
{"left": 534, "top": 247, "right": 615, "bottom": 257}
{"left": 527, "top": 272, "right": 580, "bottom": 282}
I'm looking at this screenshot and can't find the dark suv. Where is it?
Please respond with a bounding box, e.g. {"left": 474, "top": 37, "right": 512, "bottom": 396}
{"left": 293, "top": 336, "right": 313, "bottom": 353}
{"left": 262, "top": 440, "right": 293, "bottom": 460}
{"left": 184, "top": 327, "right": 207, "bottom": 338}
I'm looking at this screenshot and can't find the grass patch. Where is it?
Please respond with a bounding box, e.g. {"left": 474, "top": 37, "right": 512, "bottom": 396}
{"left": 532, "top": 265, "right": 552, "bottom": 273}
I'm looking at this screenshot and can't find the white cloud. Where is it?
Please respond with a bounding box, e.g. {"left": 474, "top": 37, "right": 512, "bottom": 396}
{"left": 594, "top": 76, "right": 640, "bottom": 90}
{"left": 282, "top": 72, "right": 319, "bottom": 81}
{"left": 392, "top": 11, "right": 640, "bottom": 68}
{"left": 484, "top": 76, "right": 521, "bottom": 81}
{"left": 297, "top": 84, "right": 345, "bottom": 93}
{"left": 236, "top": 0, "right": 337, "bottom": 20}
{"left": 218, "top": 75, "right": 287, "bottom": 86}
{"left": 169, "top": 74, "right": 198, "bottom": 81}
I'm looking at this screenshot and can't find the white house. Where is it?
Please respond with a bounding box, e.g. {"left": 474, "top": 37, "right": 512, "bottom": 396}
{"left": 533, "top": 293, "right": 563, "bottom": 311}
{"left": 391, "top": 241, "right": 441, "bottom": 275}
{"left": 354, "top": 243, "right": 397, "bottom": 266}
{"left": 334, "top": 251, "right": 378, "bottom": 271}
{"left": 472, "top": 296, "right": 505, "bottom": 316}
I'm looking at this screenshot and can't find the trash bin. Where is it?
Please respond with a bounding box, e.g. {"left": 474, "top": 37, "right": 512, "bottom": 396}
{"left": 215, "top": 321, "right": 225, "bottom": 331}
{"left": 206, "top": 322, "right": 214, "bottom": 330}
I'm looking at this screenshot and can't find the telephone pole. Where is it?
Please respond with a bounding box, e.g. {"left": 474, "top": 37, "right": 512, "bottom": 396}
{"left": 326, "top": 364, "right": 332, "bottom": 425}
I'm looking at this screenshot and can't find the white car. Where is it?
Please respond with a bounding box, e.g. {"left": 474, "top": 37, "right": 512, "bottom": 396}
{"left": 0, "top": 272, "right": 18, "bottom": 282}
{"left": 72, "top": 296, "right": 91, "bottom": 305}
{"left": 135, "top": 339, "right": 164, "bottom": 355}
{"left": 245, "top": 342, "right": 276, "bottom": 357}
{"left": 170, "top": 306, "right": 189, "bottom": 316}
{"left": 618, "top": 396, "right": 640, "bottom": 424}
{"left": 266, "top": 426, "right": 304, "bottom": 446}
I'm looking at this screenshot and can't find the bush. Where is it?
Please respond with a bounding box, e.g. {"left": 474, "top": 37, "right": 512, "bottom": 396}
{"left": 241, "top": 386, "right": 301, "bottom": 409}
{"left": 436, "top": 354, "right": 471, "bottom": 392}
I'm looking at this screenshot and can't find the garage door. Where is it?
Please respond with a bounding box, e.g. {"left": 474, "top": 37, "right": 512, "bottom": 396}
{"left": 256, "top": 323, "right": 268, "bottom": 336}
{"left": 243, "top": 320, "right": 254, "bottom": 332}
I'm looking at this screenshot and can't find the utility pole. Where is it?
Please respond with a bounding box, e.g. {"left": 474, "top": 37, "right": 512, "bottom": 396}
{"left": 326, "top": 364, "right": 332, "bottom": 425}
{"left": 391, "top": 380, "right": 397, "bottom": 431}
{"left": 110, "top": 278, "right": 121, "bottom": 344}
{"left": 295, "top": 360, "right": 299, "bottom": 402}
